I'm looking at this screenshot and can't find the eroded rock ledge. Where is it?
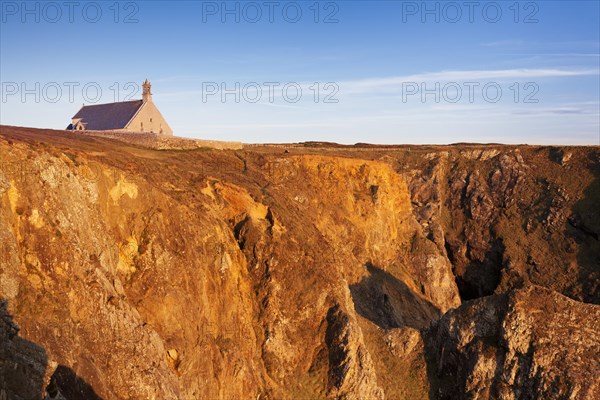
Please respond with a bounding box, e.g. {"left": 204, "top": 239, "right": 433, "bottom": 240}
{"left": 425, "top": 286, "right": 600, "bottom": 400}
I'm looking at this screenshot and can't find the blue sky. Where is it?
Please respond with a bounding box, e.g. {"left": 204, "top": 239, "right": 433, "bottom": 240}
{"left": 1, "top": 0, "right": 599, "bottom": 144}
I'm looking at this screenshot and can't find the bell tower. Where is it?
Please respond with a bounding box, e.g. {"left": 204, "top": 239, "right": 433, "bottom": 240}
{"left": 142, "top": 79, "right": 152, "bottom": 102}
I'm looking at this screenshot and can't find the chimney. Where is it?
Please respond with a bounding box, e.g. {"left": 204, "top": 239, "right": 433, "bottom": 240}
{"left": 142, "top": 79, "right": 152, "bottom": 102}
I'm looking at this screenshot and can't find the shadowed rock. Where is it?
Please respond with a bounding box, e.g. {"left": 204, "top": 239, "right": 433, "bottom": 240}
{"left": 424, "top": 286, "right": 600, "bottom": 400}
{"left": 0, "top": 299, "right": 48, "bottom": 400}
{"left": 350, "top": 263, "right": 441, "bottom": 330}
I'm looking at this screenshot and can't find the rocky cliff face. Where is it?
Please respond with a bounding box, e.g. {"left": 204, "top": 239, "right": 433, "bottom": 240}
{"left": 402, "top": 147, "right": 600, "bottom": 304}
{"left": 0, "top": 126, "right": 598, "bottom": 399}
{"left": 425, "top": 286, "right": 600, "bottom": 399}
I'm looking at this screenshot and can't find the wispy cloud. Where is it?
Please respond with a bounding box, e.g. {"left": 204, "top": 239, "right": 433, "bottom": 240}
{"left": 159, "top": 68, "right": 598, "bottom": 102}
{"left": 512, "top": 104, "right": 600, "bottom": 116}
{"left": 501, "top": 53, "right": 600, "bottom": 57}
{"left": 252, "top": 102, "right": 302, "bottom": 109}
{"left": 481, "top": 40, "right": 600, "bottom": 48}
{"left": 339, "top": 68, "right": 599, "bottom": 94}
{"left": 481, "top": 40, "right": 528, "bottom": 47}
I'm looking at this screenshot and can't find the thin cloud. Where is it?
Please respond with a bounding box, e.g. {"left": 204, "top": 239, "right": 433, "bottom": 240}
{"left": 252, "top": 102, "right": 302, "bottom": 109}
{"left": 513, "top": 108, "right": 599, "bottom": 116}
{"left": 482, "top": 40, "right": 600, "bottom": 48}
{"left": 340, "top": 68, "right": 599, "bottom": 94}
{"left": 481, "top": 40, "right": 527, "bottom": 47}
{"left": 501, "top": 53, "right": 600, "bottom": 57}
{"left": 159, "top": 68, "right": 598, "bottom": 102}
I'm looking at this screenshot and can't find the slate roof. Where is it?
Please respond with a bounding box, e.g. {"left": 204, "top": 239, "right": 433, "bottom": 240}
{"left": 67, "top": 100, "right": 144, "bottom": 130}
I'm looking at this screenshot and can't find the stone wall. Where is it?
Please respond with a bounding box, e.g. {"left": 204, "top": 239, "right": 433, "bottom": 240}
{"left": 73, "top": 130, "right": 243, "bottom": 150}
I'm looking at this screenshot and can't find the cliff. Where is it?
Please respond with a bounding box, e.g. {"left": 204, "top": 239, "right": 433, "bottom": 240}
{"left": 1, "top": 126, "right": 598, "bottom": 399}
